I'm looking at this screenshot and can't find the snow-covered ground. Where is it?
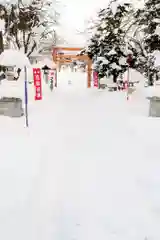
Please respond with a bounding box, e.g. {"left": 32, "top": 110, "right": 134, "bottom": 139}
{"left": 0, "top": 70, "right": 160, "bottom": 240}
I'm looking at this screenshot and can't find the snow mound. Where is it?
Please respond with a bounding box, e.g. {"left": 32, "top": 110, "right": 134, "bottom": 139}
{"left": 123, "top": 69, "right": 146, "bottom": 83}
{"left": 0, "top": 49, "right": 31, "bottom": 68}
{"left": 146, "top": 86, "right": 160, "bottom": 98}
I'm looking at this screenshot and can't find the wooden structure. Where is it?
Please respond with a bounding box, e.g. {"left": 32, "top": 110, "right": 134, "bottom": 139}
{"left": 52, "top": 47, "right": 92, "bottom": 88}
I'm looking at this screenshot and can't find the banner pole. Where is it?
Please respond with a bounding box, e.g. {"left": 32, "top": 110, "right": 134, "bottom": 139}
{"left": 127, "top": 66, "right": 129, "bottom": 100}
{"left": 24, "top": 66, "right": 29, "bottom": 127}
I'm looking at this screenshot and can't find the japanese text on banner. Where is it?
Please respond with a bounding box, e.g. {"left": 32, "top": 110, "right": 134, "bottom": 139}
{"left": 33, "top": 68, "right": 42, "bottom": 100}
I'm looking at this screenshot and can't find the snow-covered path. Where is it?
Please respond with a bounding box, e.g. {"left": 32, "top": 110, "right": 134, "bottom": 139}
{"left": 1, "top": 71, "right": 160, "bottom": 240}
{"left": 31, "top": 80, "right": 160, "bottom": 240}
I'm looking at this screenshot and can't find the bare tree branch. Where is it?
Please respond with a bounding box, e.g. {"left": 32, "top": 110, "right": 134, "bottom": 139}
{"left": 27, "top": 40, "right": 37, "bottom": 57}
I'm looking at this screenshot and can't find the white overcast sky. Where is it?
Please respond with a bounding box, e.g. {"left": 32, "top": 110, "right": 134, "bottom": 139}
{"left": 58, "top": 0, "right": 144, "bottom": 46}
{"left": 59, "top": 0, "right": 109, "bottom": 46}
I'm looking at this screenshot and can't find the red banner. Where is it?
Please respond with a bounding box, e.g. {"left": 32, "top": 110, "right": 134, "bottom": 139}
{"left": 33, "top": 68, "right": 42, "bottom": 100}
{"left": 93, "top": 71, "right": 99, "bottom": 88}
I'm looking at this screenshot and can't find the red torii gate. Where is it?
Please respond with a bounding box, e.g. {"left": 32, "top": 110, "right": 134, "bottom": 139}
{"left": 52, "top": 47, "right": 92, "bottom": 88}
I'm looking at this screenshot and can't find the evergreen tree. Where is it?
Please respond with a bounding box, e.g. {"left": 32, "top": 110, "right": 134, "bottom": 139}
{"left": 128, "top": 0, "right": 160, "bottom": 84}
{"left": 137, "top": 0, "right": 160, "bottom": 53}
{"left": 86, "top": 0, "right": 135, "bottom": 81}
{"left": 85, "top": 0, "right": 160, "bottom": 84}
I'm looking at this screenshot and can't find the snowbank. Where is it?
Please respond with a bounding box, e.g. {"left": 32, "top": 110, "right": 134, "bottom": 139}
{"left": 123, "top": 68, "right": 146, "bottom": 83}
{"left": 0, "top": 49, "right": 31, "bottom": 68}
{"left": 145, "top": 85, "right": 160, "bottom": 98}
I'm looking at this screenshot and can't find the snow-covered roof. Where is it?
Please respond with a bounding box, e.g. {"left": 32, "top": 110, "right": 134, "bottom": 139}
{"left": 55, "top": 44, "right": 84, "bottom": 48}
{"left": 57, "top": 51, "right": 81, "bottom": 55}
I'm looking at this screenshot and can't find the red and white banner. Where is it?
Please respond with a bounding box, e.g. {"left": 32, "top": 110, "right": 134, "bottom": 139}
{"left": 93, "top": 71, "right": 99, "bottom": 88}
{"left": 33, "top": 68, "right": 42, "bottom": 100}
{"left": 48, "top": 70, "right": 57, "bottom": 87}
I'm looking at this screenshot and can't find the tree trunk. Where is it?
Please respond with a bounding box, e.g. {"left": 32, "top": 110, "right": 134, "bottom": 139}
{"left": 113, "top": 74, "right": 117, "bottom": 83}
{"left": 148, "top": 73, "right": 154, "bottom": 86}
{"left": 0, "top": 31, "right": 4, "bottom": 54}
